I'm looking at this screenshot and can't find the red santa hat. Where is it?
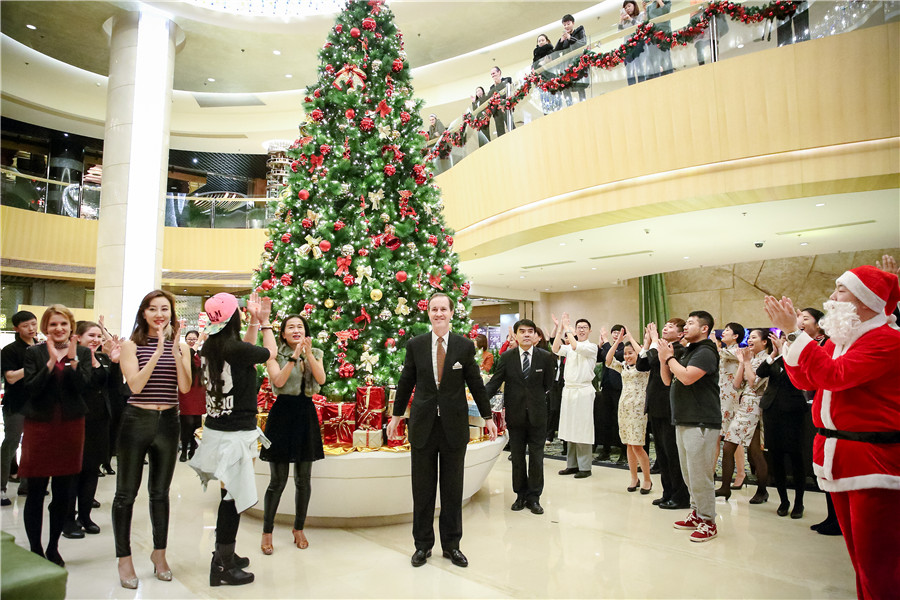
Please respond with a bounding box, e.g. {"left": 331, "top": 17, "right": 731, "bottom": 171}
{"left": 836, "top": 265, "right": 900, "bottom": 317}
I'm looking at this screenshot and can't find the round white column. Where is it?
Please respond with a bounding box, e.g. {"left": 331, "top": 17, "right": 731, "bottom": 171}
{"left": 94, "top": 9, "right": 183, "bottom": 336}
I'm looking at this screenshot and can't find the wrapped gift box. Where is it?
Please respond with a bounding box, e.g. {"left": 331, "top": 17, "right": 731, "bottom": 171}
{"left": 322, "top": 402, "right": 355, "bottom": 446}
{"left": 468, "top": 415, "right": 485, "bottom": 427}
{"left": 353, "top": 429, "right": 383, "bottom": 449}
{"left": 312, "top": 394, "right": 327, "bottom": 428}
{"left": 355, "top": 385, "right": 386, "bottom": 430}
{"left": 469, "top": 425, "right": 484, "bottom": 441}
{"left": 387, "top": 419, "right": 407, "bottom": 447}
{"left": 492, "top": 409, "right": 506, "bottom": 434}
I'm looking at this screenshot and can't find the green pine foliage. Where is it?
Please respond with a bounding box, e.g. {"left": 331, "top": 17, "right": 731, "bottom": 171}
{"left": 253, "top": 0, "right": 472, "bottom": 399}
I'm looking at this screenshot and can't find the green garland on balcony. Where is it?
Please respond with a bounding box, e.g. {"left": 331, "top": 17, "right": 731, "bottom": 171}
{"left": 427, "top": 0, "right": 800, "bottom": 160}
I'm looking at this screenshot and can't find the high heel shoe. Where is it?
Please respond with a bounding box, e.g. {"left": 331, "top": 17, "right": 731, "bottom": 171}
{"left": 626, "top": 480, "right": 639, "bottom": 493}
{"left": 777, "top": 501, "right": 790, "bottom": 517}
{"left": 292, "top": 529, "right": 309, "bottom": 549}
{"left": 640, "top": 481, "right": 653, "bottom": 495}
{"left": 714, "top": 487, "right": 731, "bottom": 501}
{"left": 790, "top": 504, "right": 804, "bottom": 519}
{"left": 118, "top": 562, "right": 138, "bottom": 589}
{"left": 731, "top": 479, "right": 745, "bottom": 490}
{"left": 261, "top": 533, "right": 274, "bottom": 555}
{"left": 749, "top": 490, "right": 769, "bottom": 504}
{"left": 153, "top": 566, "right": 173, "bottom": 581}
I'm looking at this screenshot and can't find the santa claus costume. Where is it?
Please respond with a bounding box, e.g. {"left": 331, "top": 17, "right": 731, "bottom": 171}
{"left": 783, "top": 265, "right": 900, "bottom": 600}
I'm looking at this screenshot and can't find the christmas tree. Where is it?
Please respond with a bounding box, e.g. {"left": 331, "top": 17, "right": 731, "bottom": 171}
{"left": 254, "top": 0, "right": 472, "bottom": 400}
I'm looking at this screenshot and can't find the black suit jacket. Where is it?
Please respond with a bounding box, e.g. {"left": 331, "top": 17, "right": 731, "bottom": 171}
{"left": 23, "top": 343, "right": 91, "bottom": 421}
{"left": 554, "top": 25, "right": 586, "bottom": 52}
{"left": 636, "top": 343, "right": 683, "bottom": 419}
{"left": 484, "top": 347, "right": 556, "bottom": 429}
{"left": 394, "top": 332, "right": 491, "bottom": 449}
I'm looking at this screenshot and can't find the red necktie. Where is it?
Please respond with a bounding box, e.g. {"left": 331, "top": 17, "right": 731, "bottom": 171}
{"left": 436, "top": 337, "right": 445, "bottom": 385}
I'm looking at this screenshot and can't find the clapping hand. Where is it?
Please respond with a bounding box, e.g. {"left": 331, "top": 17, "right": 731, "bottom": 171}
{"left": 769, "top": 332, "right": 784, "bottom": 354}
{"left": 247, "top": 291, "right": 262, "bottom": 322}
{"left": 657, "top": 339, "right": 674, "bottom": 363}
{"left": 764, "top": 296, "right": 800, "bottom": 333}
{"left": 876, "top": 254, "right": 899, "bottom": 275}
{"left": 647, "top": 322, "right": 659, "bottom": 343}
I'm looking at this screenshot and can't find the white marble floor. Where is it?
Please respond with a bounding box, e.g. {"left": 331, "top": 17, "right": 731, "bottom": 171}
{"left": 1, "top": 454, "right": 856, "bottom": 599}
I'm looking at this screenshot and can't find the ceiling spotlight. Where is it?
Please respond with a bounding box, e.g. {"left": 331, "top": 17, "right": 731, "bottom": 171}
{"left": 800, "top": 242, "right": 809, "bottom": 246}
{"left": 26, "top": 24, "right": 37, "bottom": 30}
{"left": 815, "top": 202, "right": 825, "bottom": 207}
{"left": 272, "top": 50, "right": 281, "bottom": 55}
{"left": 519, "top": 276, "right": 525, "bottom": 279}
{"left": 683, "top": 256, "right": 690, "bottom": 259}
{"left": 591, "top": 267, "right": 596, "bottom": 270}
{"left": 573, "top": 285, "right": 578, "bottom": 289}
{"left": 207, "top": 77, "right": 215, "bottom": 82}
{"left": 285, "top": 74, "right": 293, "bottom": 78}
{"left": 559, "top": 242, "right": 566, "bottom": 246}
{"left": 737, "top": 43, "right": 744, "bottom": 49}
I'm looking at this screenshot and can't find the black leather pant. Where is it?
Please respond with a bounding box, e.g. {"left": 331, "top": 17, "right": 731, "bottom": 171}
{"left": 112, "top": 405, "right": 179, "bottom": 557}
{"left": 263, "top": 461, "right": 312, "bottom": 532}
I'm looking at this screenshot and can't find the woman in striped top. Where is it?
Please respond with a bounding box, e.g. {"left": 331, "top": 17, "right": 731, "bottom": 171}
{"left": 113, "top": 290, "right": 191, "bottom": 589}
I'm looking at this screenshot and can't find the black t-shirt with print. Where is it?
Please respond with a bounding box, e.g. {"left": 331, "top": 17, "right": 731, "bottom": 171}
{"left": 203, "top": 338, "right": 270, "bottom": 432}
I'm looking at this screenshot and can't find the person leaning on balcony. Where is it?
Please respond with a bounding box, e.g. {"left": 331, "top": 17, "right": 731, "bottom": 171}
{"left": 619, "top": 1, "right": 647, "bottom": 86}
{"left": 427, "top": 114, "right": 445, "bottom": 141}
{"left": 554, "top": 14, "right": 588, "bottom": 105}
{"left": 487, "top": 66, "right": 514, "bottom": 137}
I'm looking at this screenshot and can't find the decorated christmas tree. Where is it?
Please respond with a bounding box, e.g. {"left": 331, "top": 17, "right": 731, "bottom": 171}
{"left": 253, "top": 0, "right": 472, "bottom": 400}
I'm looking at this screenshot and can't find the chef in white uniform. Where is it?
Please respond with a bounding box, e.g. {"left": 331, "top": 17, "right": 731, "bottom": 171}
{"left": 552, "top": 313, "right": 598, "bottom": 478}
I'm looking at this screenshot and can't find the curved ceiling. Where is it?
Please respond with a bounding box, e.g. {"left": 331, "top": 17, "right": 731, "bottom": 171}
{"left": 1, "top": 0, "right": 599, "bottom": 93}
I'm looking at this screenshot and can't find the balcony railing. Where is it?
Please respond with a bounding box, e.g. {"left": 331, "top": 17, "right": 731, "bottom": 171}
{"left": 1, "top": 0, "right": 893, "bottom": 228}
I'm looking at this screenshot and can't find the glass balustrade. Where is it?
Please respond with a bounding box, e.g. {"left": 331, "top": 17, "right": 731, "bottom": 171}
{"left": 2, "top": 1, "right": 895, "bottom": 222}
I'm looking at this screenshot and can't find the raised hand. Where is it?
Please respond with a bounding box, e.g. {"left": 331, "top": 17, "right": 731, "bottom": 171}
{"left": 876, "top": 254, "right": 899, "bottom": 275}
{"left": 259, "top": 296, "right": 273, "bottom": 322}
{"left": 769, "top": 332, "right": 784, "bottom": 353}
{"left": 66, "top": 336, "right": 78, "bottom": 360}
{"left": 246, "top": 291, "right": 262, "bottom": 322}
{"left": 107, "top": 337, "right": 122, "bottom": 364}
{"left": 764, "top": 296, "right": 799, "bottom": 333}
{"left": 647, "top": 322, "right": 659, "bottom": 343}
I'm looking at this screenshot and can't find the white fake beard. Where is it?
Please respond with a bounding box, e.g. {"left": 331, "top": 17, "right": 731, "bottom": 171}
{"left": 819, "top": 300, "right": 862, "bottom": 345}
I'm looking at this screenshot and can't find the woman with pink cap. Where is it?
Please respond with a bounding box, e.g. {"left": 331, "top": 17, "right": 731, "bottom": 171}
{"left": 189, "top": 291, "right": 276, "bottom": 587}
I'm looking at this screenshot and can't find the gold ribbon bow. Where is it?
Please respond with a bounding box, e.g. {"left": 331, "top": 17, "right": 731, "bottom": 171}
{"left": 306, "top": 210, "right": 320, "bottom": 226}
{"left": 299, "top": 235, "right": 323, "bottom": 259}
{"left": 360, "top": 351, "right": 378, "bottom": 373}
{"left": 395, "top": 297, "right": 410, "bottom": 315}
{"left": 356, "top": 265, "right": 373, "bottom": 283}
{"left": 368, "top": 189, "right": 384, "bottom": 210}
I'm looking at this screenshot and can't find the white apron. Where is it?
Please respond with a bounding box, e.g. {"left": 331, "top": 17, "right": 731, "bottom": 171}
{"left": 558, "top": 382, "right": 595, "bottom": 444}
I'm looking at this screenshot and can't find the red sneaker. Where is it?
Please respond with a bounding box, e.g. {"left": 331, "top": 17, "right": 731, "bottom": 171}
{"left": 673, "top": 510, "right": 702, "bottom": 530}
{"left": 690, "top": 520, "right": 718, "bottom": 542}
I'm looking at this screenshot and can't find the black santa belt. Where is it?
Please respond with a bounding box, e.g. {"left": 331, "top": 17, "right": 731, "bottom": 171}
{"left": 817, "top": 428, "right": 900, "bottom": 444}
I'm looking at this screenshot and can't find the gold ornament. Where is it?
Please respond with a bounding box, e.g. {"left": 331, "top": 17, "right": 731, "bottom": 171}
{"left": 317, "top": 331, "right": 329, "bottom": 342}
{"left": 360, "top": 351, "right": 378, "bottom": 373}
{"left": 395, "top": 297, "right": 410, "bottom": 315}
{"left": 299, "top": 235, "right": 323, "bottom": 259}
{"left": 341, "top": 244, "right": 355, "bottom": 257}
{"left": 370, "top": 289, "right": 383, "bottom": 301}
{"left": 341, "top": 182, "right": 351, "bottom": 195}
{"left": 357, "top": 265, "right": 374, "bottom": 283}
{"left": 390, "top": 129, "right": 401, "bottom": 140}
{"left": 379, "top": 309, "right": 391, "bottom": 320}
{"left": 378, "top": 123, "right": 392, "bottom": 140}
{"left": 324, "top": 298, "right": 335, "bottom": 308}
{"left": 368, "top": 189, "right": 384, "bottom": 209}
{"left": 381, "top": 213, "right": 390, "bottom": 223}
{"left": 303, "top": 279, "right": 315, "bottom": 291}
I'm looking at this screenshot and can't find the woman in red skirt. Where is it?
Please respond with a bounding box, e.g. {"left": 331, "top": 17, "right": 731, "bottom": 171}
{"left": 178, "top": 330, "right": 205, "bottom": 462}
{"left": 22, "top": 304, "right": 91, "bottom": 566}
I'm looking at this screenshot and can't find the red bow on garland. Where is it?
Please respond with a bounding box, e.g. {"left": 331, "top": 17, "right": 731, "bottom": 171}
{"left": 332, "top": 63, "right": 367, "bottom": 91}
{"left": 335, "top": 256, "right": 352, "bottom": 276}
{"left": 354, "top": 307, "right": 372, "bottom": 328}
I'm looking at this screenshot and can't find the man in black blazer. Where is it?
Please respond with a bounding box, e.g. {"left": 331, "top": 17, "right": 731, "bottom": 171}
{"left": 388, "top": 293, "right": 497, "bottom": 569}
{"left": 485, "top": 319, "right": 556, "bottom": 514}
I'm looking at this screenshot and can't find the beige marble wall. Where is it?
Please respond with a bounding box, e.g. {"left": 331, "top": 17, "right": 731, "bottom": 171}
{"left": 666, "top": 248, "right": 900, "bottom": 328}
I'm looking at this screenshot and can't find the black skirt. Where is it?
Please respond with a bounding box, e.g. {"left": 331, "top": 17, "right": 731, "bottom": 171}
{"left": 259, "top": 394, "right": 324, "bottom": 463}
{"left": 762, "top": 407, "right": 806, "bottom": 453}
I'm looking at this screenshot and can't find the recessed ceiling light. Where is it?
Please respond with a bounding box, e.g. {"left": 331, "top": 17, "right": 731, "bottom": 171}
{"left": 591, "top": 267, "right": 596, "bottom": 270}
{"left": 519, "top": 276, "right": 525, "bottom": 279}
{"left": 26, "top": 24, "right": 36, "bottom": 30}
{"left": 544, "top": 288, "right": 550, "bottom": 291}
{"left": 683, "top": 256, "right": 690, "bottom": 259}
{"left": 815, "top": 203, "right": 825, "bottom": 207}
{"left": 800, "top": 242, "right": 809, "bottom": 246}
{"left": 272, "top": 50, "right": 281, "bottom": 55}
{"left": 207, "top": 77, "right": 215, "bottom": 82}
{"left": 737, "top": 43, "right": 744, "bottom": 49}
{"left": 559, "top": 242, "right": 566, "bottom": 246}
{"left": 95, "top": 82, "right": 101, "bottom": 86}
{"left": 572, "top": 285, "right": 578, "bottom": 289}
{"left": 285, "top": 74, "right": 293, "bottom": 78}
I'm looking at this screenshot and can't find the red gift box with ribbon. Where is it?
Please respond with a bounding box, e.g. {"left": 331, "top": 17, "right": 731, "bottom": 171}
{"left": 492, "top": 409, "right": 506, "bottom": 434}
{"left": 322, "top": 401, "right": 355, "bottom": 446}
{"left": 355, "top": 386, "right": 385, "bottom": 430}
{"left": 312, "top": 394, "right": 327, "bottom": 428}
{"left": 387, "top": 418, "right": 407, "bottom": 447}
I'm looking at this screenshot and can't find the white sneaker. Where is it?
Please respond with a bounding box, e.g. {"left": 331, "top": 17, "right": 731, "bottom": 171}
{"left": 1, "top": 490, "right": 11, "bottom": 506}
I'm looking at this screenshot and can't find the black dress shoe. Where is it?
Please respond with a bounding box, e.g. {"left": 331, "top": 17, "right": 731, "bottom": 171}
{"left": 777, "top": 501, "right": 790, "bottom": 517}
{"left": 411, "top": 549, "right": 431, "bottom": 567}
{"left": 649, "top": 463, "right": 661, "bottom": 474}
{"left": 81, "top": 520, "right": 101, "bottom": 534}
{"left": 652, "top": 497, "right": 670, "bottom": 506}
{"left": 62, "top": 522, "right": 85, "bottom": 539}
{"left": 526, "top": 500, "right": 544, "bottom": 515}
{"left": 442, "top": 549, "right": 468, "bottom": 568}
{"left": 558, "top": 467, "right": 579, "bottom": 476}
{"left": 102, "top": 465, "right": 115, "bottom": 475}
{"left": 659, "top": 499, "right": 691, "bottom": 510}
{"left": 92, "top": 499, "right": 100, "bottom": 509}
{"left": 574, "top": 470, "right": 591, "bottom": 479}
{"left": 511, "top": 498, "right": 526, "bottom": 511}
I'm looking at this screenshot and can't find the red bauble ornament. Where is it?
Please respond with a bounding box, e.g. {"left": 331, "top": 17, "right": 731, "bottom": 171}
{"left": 345, "top": 108, "right": 356, "bottom": 120}
{"left": 392, "top": 58, "right": 404, "bottom": 72}
{"left": 427, "top": 235, "right": 438, "bottom": 246}
{"left": 298, "top": 189, "right": 310, "bottom": 200}
{"left": 303, "top": 303, "right": 314, "bottom": 313}
{"left": 400, "top": 111, "right": 410, "bottom": 124}
{"left": 395, "top": 270, "right": 408, "bottom": 282}
{"left": 444, "top": 234, "right": 454, "bottom": 246}
{"left": 398, "top": 328, "right": 405, "bottom": 336}
{"left": 320, "top": 144, "right": 331, "bottom": 155}
{"left": 310, "top": 109, "right": 324, "bottom": 121}
{"left": 261, "top": 278, "right": 275, "bottom": 291}
{"left": 281, "top": 274, "right": 293, "bottom": 286}
{"left": 362, "top": 17, "right": 376, "bottom": 30}
{"left": 443, "top": 264, "right": 452, "bottom": 275}
{"left": 343, "top": 274, "right": 356, "bottom": 286}
{"left": 417, "top": 299, "right": 428, "bottom": 311}
{"left": 319, "top": 240, "right": 332, "bottom": 252}
{"left": 360, "top": 117, "right": 375, "bottom": 132}
{"left": 338, "top": 362, "right": 355, "bottom": 378}
{"left": 357, "top": 248, "right": 369, "bottom": 256}
{"left": 384, "top": 164, "right": 396, "bottom": 176}
{"left": 264, "top": 240, "right": 274, "bottom": 251}
{"left": 314, "top": 89, "right": 321, "bottom": 98}
{"left": 350, "top": 329, "right": 360, "bottom": 340}
{"left": 350, "top": 27, "right": 361, "bottom": 38}
{"left": 334, "top": 220, "right": 345, "bottom": 231}
{"left": 325, "top": 64, "right": 335, "bottom": 74}
{"left": 385, "top": 338, "right": 395, "bottom": 348}
{"left": 290, "top": 160, "right": 299, "bottom": 172}
{"left": 384, "top": 235, "right": 401, "bottom": 250}
{"left": 281, "top": 233, "right": 292, "bottom": 243}
{"left": 301, "top": 218, "right": 312, "bottom": 228}
{"left": 335, "top": 24, "right": 343, "bottom": 33}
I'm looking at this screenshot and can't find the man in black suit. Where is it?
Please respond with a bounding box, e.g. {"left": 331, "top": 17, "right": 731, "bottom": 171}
{"left": 485, "top": 319, "right": 556, "bottom": 515}
{"left": 388, "top": 293, "right": 497, "bottom": 569}
{"left": 554, "top": 14, "right": 588, "bottom": 105}
{"left": 487, "top": 66, "right": 515, "bottom": 137}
